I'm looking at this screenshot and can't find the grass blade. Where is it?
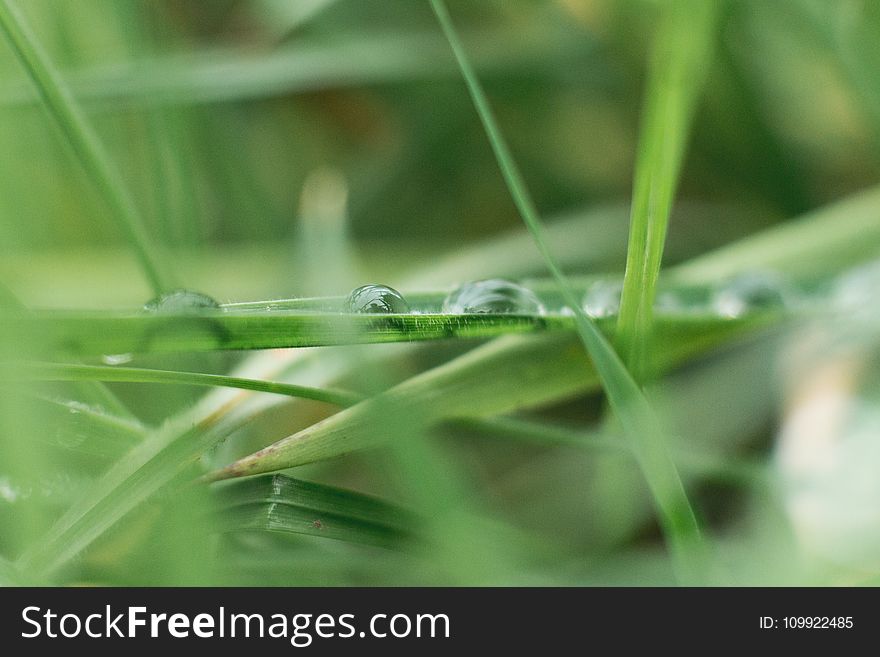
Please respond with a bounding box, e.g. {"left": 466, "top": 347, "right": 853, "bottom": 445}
{"left": 0, "top": 28, "right": 596, "bottom": 109}
{"left": 0, "top": 0, "right": 173, "bottom": 294}
{"left": 2, "top": 310, "right": 575, "bottom": 356}
{"left": 17, "top": 362, "right": 362, "bottom": 408}
{"left": 214, "top": 474, "right": 414, "bottom": 549}
{"left": 452, "top": 417, "right": 768, "bottom": 486}
{"left": 669, "top": 184, "right": 880, "bottom": 284}
{"left": 210, "top": 315, "right": 758, "bottom": 479}
{"left": 26, "top": 394, "right": 145, "bottom": 460}
{"left": 429, "top": 0, "right": 708, "bottom": 583}
{"left": 615, "top": 0, "right": 722, "bottom": 380}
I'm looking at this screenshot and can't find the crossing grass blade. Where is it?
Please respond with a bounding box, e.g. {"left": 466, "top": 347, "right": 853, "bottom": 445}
{"left": 0, "top": 0, "right": 173, "bottom": 294}
{"left": 615, "top": 0, "right": 722, "bottom": 380}
{"left": 429, "top": 0, "right": 709, "bottom": 583}
{"left": 209, "top": 313, "right": 761, "bottom": 480}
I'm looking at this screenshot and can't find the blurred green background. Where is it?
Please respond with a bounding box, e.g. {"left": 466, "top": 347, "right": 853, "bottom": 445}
{"left": 2, "top": 0, "right": 880, "bottom": 586}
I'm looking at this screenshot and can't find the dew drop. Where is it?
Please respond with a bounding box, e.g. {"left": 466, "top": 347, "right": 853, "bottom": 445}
{"left": 144, "top": 289, "right": 220, "bottom": 313}
{"left": 442, "top": 279, "right": 544, "bottom": 314}
{"left": 712, "top": 271, "right": 791, "bottom": 318}
{"left": 654, "top": 290, "right": 684, "bottom": 313}
{"left": 346, "top": 284, "right": 410, "bottom": 313}
{"left": 582, "top": 279, "right": 623, "bottom": 318}
{"left": 0, "top": 476, "right": 21, "bottom": 504}
{"left": 101, "top": 353, "right": 133, "bottom": 366}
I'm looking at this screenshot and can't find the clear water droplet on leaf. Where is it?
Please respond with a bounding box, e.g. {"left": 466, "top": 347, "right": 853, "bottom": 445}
{"left": 442, "top": 279, "right": 544, "bottom": 314}
{"left": 144, "top": 289, "right": 220, "bottom": 313}
{"left": 101, "top": 353, "right": 133, "bottom": 365}
{"left": 712, "top": 272, "right": 791, "bottom": 318}
{"left": 582, "top": 279, "right": 623, "bottom": 318}
{"left": 346, "top": 284, "right": 410, "bottom": 313}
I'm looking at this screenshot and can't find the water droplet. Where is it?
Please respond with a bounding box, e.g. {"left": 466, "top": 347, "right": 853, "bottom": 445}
{"left": 442, "top": 279, "right": 544, "bottom": 314}
{"left": 346, "top": 284, "right": 410, "bottom": 313}
{"left": 712, "top": 272, "right": 791, "bottom": 318}
{"left": 582, "top": 279, "right": 622, "bottom": 318}
{"left": 101, "top": 353, "right": 133, "bottom": 366}
{"left": 0, "top": 476, "right": 21, "bottom": 503}
{"left": 654, "top": 290, "right": 684, "bottom": 313}
{"left": 55, "top": 428, "right": 87, "bottom": 450}
{"left": 144, "top": 289, "right": 220, "bottom": 313}
{"left": 832, "top": 260, "right": 880, "bottom": 311}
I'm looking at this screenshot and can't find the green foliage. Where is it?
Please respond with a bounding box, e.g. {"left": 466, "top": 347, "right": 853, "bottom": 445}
{"left": 1, "top": 0, "right": 878, "bottom": 587}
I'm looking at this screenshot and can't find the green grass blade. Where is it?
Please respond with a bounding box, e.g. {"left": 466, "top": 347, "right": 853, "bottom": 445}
{"left": 17, "top": 416, "right": 236, "bottom": 574}
{"left": 27, "top": 394, "right": 145, "bottom": 460}
{"left": 0, "top": 28, "right": 596, "bottom": 109}
{"left": 429, "top": 0, "right": 707, "bottom": 583}
{"left": 0, "top": 277, "right": 135, "bottom": 419}
{"left": 15, "top": 347, "right": 342, "bottom": 575}
{"left": 669, "top": 184, "right": 880, "bottom": 284}
{"left": 0, "top": 0, "right": 173, "bottom": 294}
{"left": 214, "top": 474, "right": 414, "bottom": 549}
{"left": 17, "top": 362, "right": 362, "bottom": 407}
{"left": 616, "top": 0, "right": 722, "bottom": 380}
{"left": 452, "top": 417, "right": 768, "bottom": 486}
{"left": 3, "top": 310, "right": 575, "bottom": 356}
{"left": 209, "top": 314, "right": 759, "bottom": 479}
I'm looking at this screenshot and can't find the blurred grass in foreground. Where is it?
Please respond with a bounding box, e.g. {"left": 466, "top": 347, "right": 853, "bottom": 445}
{"left": 1, "top": 0, "right": 879, "bottom": 586}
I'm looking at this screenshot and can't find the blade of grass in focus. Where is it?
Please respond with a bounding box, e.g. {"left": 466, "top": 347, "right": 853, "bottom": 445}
{"left": 0, "top": 0, "right": 173, "bottom": 294}
{"left": 616, "top": 0, "right": 722, "bottom": 381}
{"left": 429, "top": 0, "right": 707, "bottom": 583}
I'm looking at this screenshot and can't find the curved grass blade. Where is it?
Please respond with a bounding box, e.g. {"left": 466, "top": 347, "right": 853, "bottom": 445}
{"left": 0, "top": 0, "right": 172, "bottom": 293}
{"left": 15, "top": 345, "right": 379, "bottom": 575}
{"left": 214, "top": 474, "right": 413, "bottom": 549}
{"left": 616, "top": 0, "right": 722, "bottom": 380}
{"left": 210, "top": 313, "right": 762, "bottom": 480}
{"left": 429, "top": 0, "right": 707, "bottom": 583}
{"left": 17, "top": 414, "right": 239, "bottom": 574}
{"left": 17, "top": 362, "right": 362, "bottom": 408}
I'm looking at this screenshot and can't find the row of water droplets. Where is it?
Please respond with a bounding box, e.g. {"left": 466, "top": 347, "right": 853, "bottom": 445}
{"left": 347, "top": 273, "right": 795, "bottom": 318}
{"left": 102, "top": 274, "right": 796, "bottom": 366}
